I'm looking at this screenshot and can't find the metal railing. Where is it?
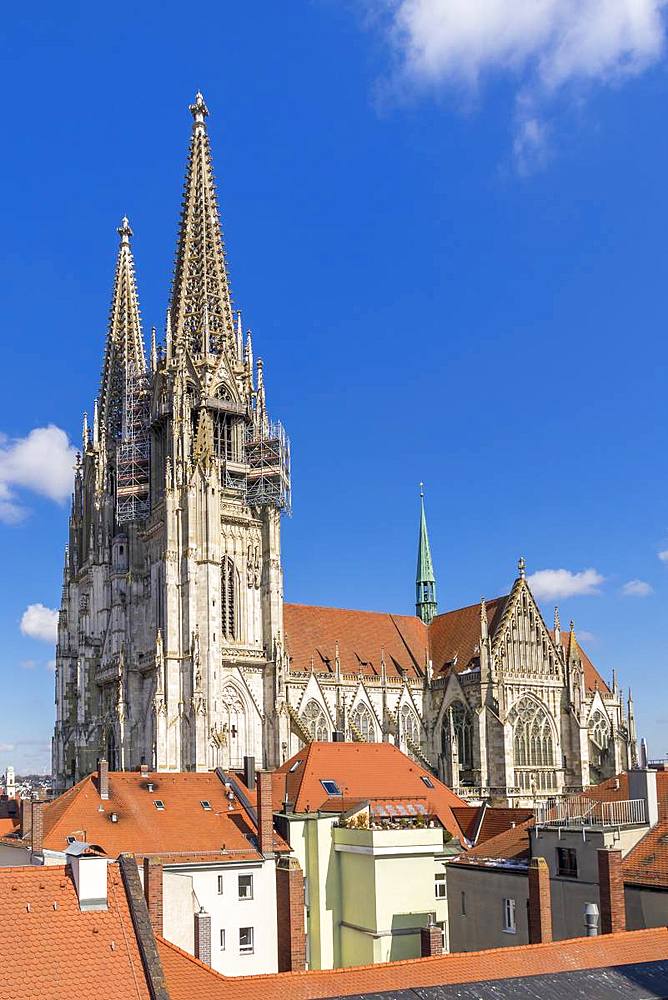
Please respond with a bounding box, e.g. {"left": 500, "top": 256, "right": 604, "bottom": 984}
{"left": 536, "top": 796, "right": 646, "bottom": 827}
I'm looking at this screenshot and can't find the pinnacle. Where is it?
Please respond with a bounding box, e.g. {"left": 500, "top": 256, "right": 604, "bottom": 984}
{"left": 189, "top": 91, "right": 209, "bottom": 124}
{"left": 117, "top": 216, "right": 132, "bottom": 245}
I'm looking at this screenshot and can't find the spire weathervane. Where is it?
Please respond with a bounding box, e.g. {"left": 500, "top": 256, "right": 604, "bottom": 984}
{"left": 189, "top": 91, "right": 209, "bottom": 126}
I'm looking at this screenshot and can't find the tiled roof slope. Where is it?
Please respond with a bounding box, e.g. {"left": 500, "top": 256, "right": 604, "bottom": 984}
{"left": 273, "top": 741, "right": 470, "bottom": 839}
{"left": 460, "top": 817, "right": 534, "bottom": 862}
{"left": 284, "top": 599, "right": 608, "bottom": 691}
{"left": 621, "top": 771, "right": 668, "bottom": 887}
{"left": 158, "top": 927, "right": 668, "bottom": 1000}
{"left": 284, "top": 603, "right": 428, "bottom": 679}
{"left": 450, "top": 805, "right": 534, "bottom": 847}
{"left": 41, "top": 770, "right": 288, "bottom": 858}
{"left": 0, "top": 863, "right": 151, "bottom": 999}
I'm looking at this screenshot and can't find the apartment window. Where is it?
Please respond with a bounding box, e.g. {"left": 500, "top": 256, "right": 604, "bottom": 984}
{"left": 239, "top": 926, "right": 254, "bottom": 954}
{"left": 201, "top": 800, "right": 212, "bottom": 811}
{"left": 460, "top": 891, "right": 466, "bottom": 916}
{"left": 503, "top": 897, "right": 516, "bottom": 934}
{"left": 557, "top": 847, "right": 578, "bottom": 878}
{"left": 434, "top": 872, "right": 446, "bottom": 899}
{"left": 217, "top": 875, "right": 224, "bottom": 895}
{"left": 219, "top": 929, "right": 226, "bottom": 950}
{"left": 153, "top": 800, "right": 165, "bottom": 811}
{"left": 238, "top": 874, "right": 253, "bottom": 900}
{"left": 421, "top": 775, "right": 434, "bottom": 788}
{"left": 320, "top": 779, "right": 341, "bottom": 796}
{"left": 437, "top": 920, "right": 447, "bottom": 950}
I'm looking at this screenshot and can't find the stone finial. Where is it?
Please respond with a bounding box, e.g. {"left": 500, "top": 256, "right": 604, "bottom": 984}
{"left": 189, "top": 90, "right": 209, "bottom": 125}
{"left": 518, "top": 555, "right": 526, "bottom": 579}
{"left": 117, "top": 216, "right": 132, "bottom": 246}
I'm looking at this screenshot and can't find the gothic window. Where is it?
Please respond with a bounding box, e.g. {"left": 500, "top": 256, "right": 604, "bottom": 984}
{"left": 213, "top": 413, "right": 234, "bottom": 461}
{"left": 351, "top": 702, "right": 376, "bottom": 742}
{"left": 511, "top": 696, "right": 555, "bottom": 768}
{"left": 220, "top": 685, "right": 247, "bottom": 769}
{"left": 442, "top": 701, "right": 473, "bottom": 768}
{"left": 302, "top": 700, "right": 329, "bottom": 741}
{"left": 400, "top": 704, "right": 420, "bottom": 746}
{"left": 589, "top": 710, "right": 610, "bottom": 751}
{"left": 221, "top": 557, "right": 237, "bottom": 640}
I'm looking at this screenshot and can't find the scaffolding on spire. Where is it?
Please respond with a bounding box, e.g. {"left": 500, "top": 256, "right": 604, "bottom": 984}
{"left": 245, "top": 420, "right": 291, "bottom": 513}
{"left": 116, "top": 363, "right": 150, "bottom": 523}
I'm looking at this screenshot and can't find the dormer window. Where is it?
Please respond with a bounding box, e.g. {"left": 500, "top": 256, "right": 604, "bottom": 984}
{"left": 154, "top": 800, "right": 165, "bottom": 811}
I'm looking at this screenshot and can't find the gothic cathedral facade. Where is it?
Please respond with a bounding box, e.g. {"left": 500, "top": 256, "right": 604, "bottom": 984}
{"left": 53, "top": 96, "right": 638, "bottom": 803}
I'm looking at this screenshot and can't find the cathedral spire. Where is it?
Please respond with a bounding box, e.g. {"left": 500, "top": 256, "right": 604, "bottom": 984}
{"left": 99, "top": 217, "right": 146, "bottom": 439}
{"left": 169, "top": 92, "right": 235, "bottom": 358}
{"left": 416, "top": 483, "right": 437, "bottom": 624}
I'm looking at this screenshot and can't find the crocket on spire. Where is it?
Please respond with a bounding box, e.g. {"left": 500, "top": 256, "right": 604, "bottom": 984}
{"left": 99, "top": 217, "right": 146, "bottom": 440}
{"left": 169, "top": 92, "right": 236, "bottom": 358}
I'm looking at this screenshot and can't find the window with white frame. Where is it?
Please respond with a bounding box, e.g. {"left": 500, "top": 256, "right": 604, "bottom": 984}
{"left": 503, "top": 897, "right": 516, "bottom": 933}
{"left": 434, "top": 872, "right": 446, "bottom": 899}
{"left": 239, "top": 926, "right": 254, "bottom": 954}
{"left": 238, "top": 873, "right": 253, "bottom": 900}
{"left": 437, "top": 920, "right": 447, "bottom": 950}
{"left": 217, "top": 874, "right": 224, "bottom": 895}
{"left": 219, "top": 928, "right": 226, "bottom": 950}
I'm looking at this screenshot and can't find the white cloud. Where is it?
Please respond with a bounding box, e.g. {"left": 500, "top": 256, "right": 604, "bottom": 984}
{"left": 621, "top": 578, "right": 653, "bottom": 596}
{"left": 528, "top": 567, "right": 604, "bottom": 599}
{"left": 20, "top": 659, "right": 37, "bottom": 670}
{"left": 658, "top": 549, "right": 668, "bottom": 562}
{"left": 46, "top": 660, "right": 56, "bottom": 672}
{"left": 20, "top": 604, "right": 59, "bottom": 643}
{"left": 0, "top": 743, "right": 15, "bottom": 753}
{"left": 577, "top": 629, "right": 596, "bottom": 643}
{"left": 369, "top": 0, "right": 667, "bottom": 167}
{"left": 0, "top": 426, "right": 77, "bottom": 523}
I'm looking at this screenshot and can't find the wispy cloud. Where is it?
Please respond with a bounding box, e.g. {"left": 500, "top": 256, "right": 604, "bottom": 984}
{"left": 20, "top": 659, "right": 37, "bottom": 670}
{"left": 528, "top": 567, "right": 604, "bottom": 600}
{"left": 46, "top": 659, "right": 56, "bottom": 672}
{"left": 621, "top": 578, "right": 653, "bottom": 597}
{"left": 0, "top": 425, "right": 77, "bottom": 524}
{"left": 20, "top": 604, "right": 59, "bottom": 643}
{"left": 365, "top": 0, "right": 667, "bottom": 170}
{"left": 0, "top": 743, "right": 15, "bottom": 753}
{"left": 658, "top": 549, "right": 668, "bottom": 562}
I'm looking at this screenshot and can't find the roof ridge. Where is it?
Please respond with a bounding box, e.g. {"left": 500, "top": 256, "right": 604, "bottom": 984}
{"left": 43, "top": 773, "right": 95, "bottom": 837}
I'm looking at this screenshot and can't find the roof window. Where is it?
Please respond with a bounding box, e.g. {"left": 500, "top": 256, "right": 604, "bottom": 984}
{"left": 154, "top": 800, "right": 165, "bottom": 811}
{"left": 421, "top": 776, "right": 434, "bottom": 788}
{"left": 320, "top": 779, "right": 341, "bottom": 796}
{"left": 289, "top": 760, "right": 302, "bottom": 773}
{"left": 201, "top": 800, "right": 212, "bottom": 811}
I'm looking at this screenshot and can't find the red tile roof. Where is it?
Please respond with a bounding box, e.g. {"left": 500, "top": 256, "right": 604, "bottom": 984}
{"left": 0, "top": 863, "right": 151, "bottom": 999}
{"left": 459, "top": 817, "right": 534, "bottom": 862}
{"left": 273, "top": 742, "right": 470, "bottom": 840}
{"left": 41, "top": 770, "right": 288, "bottom": 859}
{"left": 284, "top": 599, "right": 608, "bottom": 691}
{"left": 158, "top": 927, "right": 668, "bottom": 1000}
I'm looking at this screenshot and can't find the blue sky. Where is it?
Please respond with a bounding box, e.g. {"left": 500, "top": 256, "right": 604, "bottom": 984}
{"left": 1, "top": 1, "right": 668, "bottom": 772}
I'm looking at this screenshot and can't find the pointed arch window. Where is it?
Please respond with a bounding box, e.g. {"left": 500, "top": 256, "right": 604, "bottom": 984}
{"left": 302, "top": 700, "right": 329, "bottom": 742}
{"left": 589, "top": 710, "right": 610, "bottom": 751}
{"left": 511, "top": 697, "right": 555, "bottom": 768}
{"left": 442, "top": 701, "right": 473, "bottom": 768}
{"left": 221, "top": 557, "right": 237, "bottom": 640}
{"left": 400, "top": 705, "right": 420, "bottom": 746}
{"left": 351, "top": 703, "right": 376, "bottom": 742}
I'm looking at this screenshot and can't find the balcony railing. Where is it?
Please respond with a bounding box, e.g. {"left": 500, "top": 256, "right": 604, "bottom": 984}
{"left": 536, "top": 796, "right": 646, "bottom": 828}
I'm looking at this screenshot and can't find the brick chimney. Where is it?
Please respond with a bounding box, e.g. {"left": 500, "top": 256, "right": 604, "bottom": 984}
{"left": 143, "top": 857, "right": 163, "bottom": 935}
{"left": 257, "top": 770, "right": 274, "bottom": 857}
{"left": 31, "top": 800, "right": 46, "bottom": 854}
{"left": 528, "top": 857, "right": 553, "bottom": 944}
{"left": 598, "top": 848, "right": 626, "bottom": 934}
{"left": 98, "top": 758, "right": 109, "bottom": 800}
{"left": 194, "top": 908, "right": 212, "bottom": 965}
{"left": 21, "top": 797, "right": 32, "bottom": 840}
{"left": 420, "top": 919, "right": 443, "bottom": 957}
{"left": 276, "top": 856, "right": 306, "bottom": 972}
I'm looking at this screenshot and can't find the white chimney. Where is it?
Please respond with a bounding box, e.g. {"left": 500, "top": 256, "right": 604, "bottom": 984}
{"left": 628, "top": 768, "right": 659, "bottom": 828}
{"left": 67, "top": 844, "right": 108, "bottom": 911}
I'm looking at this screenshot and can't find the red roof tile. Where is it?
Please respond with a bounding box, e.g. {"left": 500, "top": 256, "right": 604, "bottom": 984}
{"left": 158, "top": 927, "right": 668, "bottom": 1000}
{"left": 274, "top": 742, "right": 469, "bottom": 840}
{"left": 0, "top": 863, "right": 151, "bottom": 999}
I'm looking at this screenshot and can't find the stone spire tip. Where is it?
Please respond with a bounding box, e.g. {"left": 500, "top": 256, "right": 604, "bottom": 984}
{"left": 117, "top": 216, "right": 132, "bottom": 246}
{"left": 518, "top": 555, "right": 526, "bottom": 579}
{"left": 189, "top": 91, "right": 209, "bottom": 125}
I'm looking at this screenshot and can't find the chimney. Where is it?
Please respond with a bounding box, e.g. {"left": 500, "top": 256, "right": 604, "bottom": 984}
{"left": 528, "top": 857, "right": 552, "bottom": 944}
{"left": 243, "top": 755, "right": 256, "bottom": 791}
{"left": 67, "top": 850, "right": 108, "bottom": 911}
{"left": 420, "top": 917, "right": 443, "bottom": 957}
{"left": 598, "top": 848, "right": 626, "bottom": 935}
{"left": 140, "top": 763, "right": 149, "bottom": 777}
{"left": 21, "top": 797, "right": 32, "bottom": 840}
{"left": 276, "top": 856, "right": 306, "bottom": 972}
{"left": 584, "top": 902, "right": 599, "bottom": 937}
{"left": 143, "top": 857, "right": 163, "bottom": 935}
{"left": 628, "top": 768, "right": 658, "bottom": 827}
{"left": 98, "top": 758, "right": 109, "bottom": 800}
{"left": 31, "top": 800, "right": 46, "bottom": 854}
{"left": 194, "top": 908, "right": 212, "bottom": 965}
{"left": 332, "top": 730, "right": 345, "bottom": 743}
{"left": 257, "top": 771, "right": 275, "bottom": 857}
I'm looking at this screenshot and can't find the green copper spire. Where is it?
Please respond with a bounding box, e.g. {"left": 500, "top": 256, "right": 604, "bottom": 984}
{"left": 416, "top": 483, "right": 437, "bottom": 624}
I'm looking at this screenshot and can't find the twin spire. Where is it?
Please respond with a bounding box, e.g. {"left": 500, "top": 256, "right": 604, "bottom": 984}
{"left": 99, "top": 92, "right": 236, "bottom": 432}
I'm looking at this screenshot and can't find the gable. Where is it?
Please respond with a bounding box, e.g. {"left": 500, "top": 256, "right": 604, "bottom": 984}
{"left": 428, "top": 597, "right": 507, "bottom": 675}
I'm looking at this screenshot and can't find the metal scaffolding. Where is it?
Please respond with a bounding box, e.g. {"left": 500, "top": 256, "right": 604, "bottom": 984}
{"left": 245, "top": 420, "right": 291, "bottom": 514}
{"left": 116, "top": 364, "right": 151, "bottom": 524}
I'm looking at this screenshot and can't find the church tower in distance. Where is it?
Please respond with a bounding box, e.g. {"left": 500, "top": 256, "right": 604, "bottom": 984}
{"left": 416, "top": 484, "right": 437, "bottom": 624}
{"left": 53, "top": 94, "right": 291, "bottom": 790}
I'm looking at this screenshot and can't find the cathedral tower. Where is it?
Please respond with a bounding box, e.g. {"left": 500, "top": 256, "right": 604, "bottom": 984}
{"left": 53, "top": 94, "right": 290, "bottom": 789}
{"left": 416, "top": 484, "right": 437, "bottom": 624}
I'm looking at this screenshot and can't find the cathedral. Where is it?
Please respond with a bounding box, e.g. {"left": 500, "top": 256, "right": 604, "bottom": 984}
{"left": 53, "top": 95, "right": 638, "bottom": 804}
